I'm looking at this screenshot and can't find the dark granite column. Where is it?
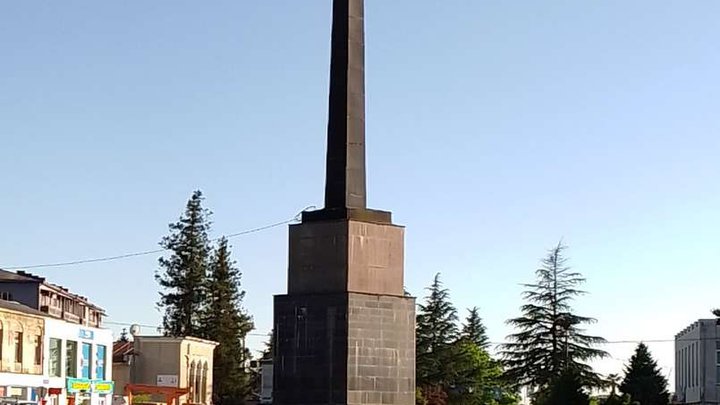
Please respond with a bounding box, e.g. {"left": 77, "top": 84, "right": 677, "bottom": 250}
{"left": 273, "top": 1, "right": 415, "bottom": 403}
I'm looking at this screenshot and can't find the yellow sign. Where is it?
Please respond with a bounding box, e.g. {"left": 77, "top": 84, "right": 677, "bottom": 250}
{"left": 93, "top": 381, "right": 114, "bottom": 394}
{"left": 67, "top": 379, "right": 91, "bottom": 392}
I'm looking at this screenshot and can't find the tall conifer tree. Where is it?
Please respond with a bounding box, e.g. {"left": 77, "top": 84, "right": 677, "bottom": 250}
{"left": 203, "top": 237, "right": 254, "bottom": 404}
{"left": 501, "top": 242, "right": 607, "bottom": 390}
{"left": 416, "top": 273, "right": 459, "bottom": 395}
{"left": 460, "top": 307, "right": 490, "bottom": 350}
{"left": 619, "top": 343, "right": 669, "bottom": 405}
{"left": 156, "top": 190, "right": 212, "bottom": 337}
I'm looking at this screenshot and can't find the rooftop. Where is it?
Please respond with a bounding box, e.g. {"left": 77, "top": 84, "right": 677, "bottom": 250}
{"left": 0, "top": 299, "right": 48, "bottom": 318}
{"left": 134, "top": 335, "right": 219, "bottom": 346}
{"left": 0, "top": 268, "right": 106, "bottom": 313}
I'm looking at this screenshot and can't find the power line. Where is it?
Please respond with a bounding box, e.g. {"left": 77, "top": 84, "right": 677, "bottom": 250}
{"left": 104, "top": 319, "right": 718, "bottom": 346}
{"left": 104, "top": 320, "right": 270, "bottom": 337}
{"left": 1, "top": 207, "right": 314, "bottom": 270}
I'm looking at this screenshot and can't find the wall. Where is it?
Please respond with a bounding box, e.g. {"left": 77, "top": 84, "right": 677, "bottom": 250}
{"left": 111, "top": 362, "right": 130, "bottom": 395}
{"left": 132, "top": 337, "right": 181, "bottom": 386}
{"left": 675, "top": 319, "right": 720, "bottom": 404}
{"left": 0, "top": 283, "right": 40, "bottom": 310}
{"left": 180, "top": 339, "right": 216, "bottom": 404}
{"left": 0, "top": 307, "right": 45, "bottom": 393}
{"left": 123, "top": 337, "right": 215, "bottom": 405}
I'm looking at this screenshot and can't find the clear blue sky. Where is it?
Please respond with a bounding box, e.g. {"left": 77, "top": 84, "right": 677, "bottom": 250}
{"left": 2, "top": 0, "right": 719, "bottom": 389}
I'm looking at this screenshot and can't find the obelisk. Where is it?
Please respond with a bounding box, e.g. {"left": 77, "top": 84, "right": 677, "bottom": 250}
{"left": 273, "top": 0, "right": 416, "bottom": 404}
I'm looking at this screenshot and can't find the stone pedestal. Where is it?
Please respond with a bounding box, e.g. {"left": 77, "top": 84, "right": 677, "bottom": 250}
{"left": 274, "top": 293, "right": 415, "bottom": 405}
{"left": 273, "top": 219, "right": 415, "bottom": 404}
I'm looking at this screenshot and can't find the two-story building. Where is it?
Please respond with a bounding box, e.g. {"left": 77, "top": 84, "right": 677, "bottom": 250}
{"left": 0, "top": 269, "right": 114, "bottom": 405}
{"left": 0, "top": 270, "right": 105, "bottom": 328}
{"left": 44, "top": 318, "right": 114, "bottom": 405}
{"left": 0, "top": 299, "right": 46, "bottom": 400}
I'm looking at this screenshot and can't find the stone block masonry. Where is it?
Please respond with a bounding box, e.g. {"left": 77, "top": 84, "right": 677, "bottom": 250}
{"left": 274, "top": 293, "right": 415, "bottom": 405}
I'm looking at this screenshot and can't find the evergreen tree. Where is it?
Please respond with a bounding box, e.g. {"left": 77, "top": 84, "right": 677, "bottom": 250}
{"left": 501, "top": 242, "right": 607, "bottom": 389}
{"left": 534, "top": 369, "right": 590, "bottom": 405}
{"left": 604, "top": 373, "right": 622, "bottom": 397}
{"left": 619, "top": 343, "right": 669, "bottom": 405}
{"left": 448, "top": 341, "right": 519, "bottom": 405}
{"left": 416, "top": 273, "right": 459, "bottom": 398}
{"left": 203, "top": 237, "right": 255, "bottom": 404}
{"left": 261, "top": 329, "right": 274, "bottom": 360}
{"left": 156, "top": 190, "right": 212, "bottom": 337}
{"left": 460, "top": 307, "right": 490, "bottom": 350}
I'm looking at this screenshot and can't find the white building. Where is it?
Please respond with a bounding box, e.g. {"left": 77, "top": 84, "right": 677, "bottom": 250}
{"left": 44, "top": 318, "right": 114, "bottom": 405}
{"left": 674, "top": 319, "right": 720, "bottom": 404}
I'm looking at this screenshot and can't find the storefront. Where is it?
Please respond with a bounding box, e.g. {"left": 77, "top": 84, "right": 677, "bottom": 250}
{"left": 44, "top": 318, "right": 114, "bottom": 405}
{"left": 65, "top": 379, "right": 113, "bottom": 405}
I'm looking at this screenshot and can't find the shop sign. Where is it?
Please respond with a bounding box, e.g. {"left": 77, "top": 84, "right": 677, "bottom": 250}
{"left": 67, "top": 378, "right": 92, "bottom": 393}
{"left": 79, "top": 329, "right": 95, "bottom": 340}
{"left": 157, "top": 375, "right": 179, "bottom": 387}
{"left": 92, "top": 381, "right": 114, "bottom": 394}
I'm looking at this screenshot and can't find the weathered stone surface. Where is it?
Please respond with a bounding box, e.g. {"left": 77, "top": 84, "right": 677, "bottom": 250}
{"left": 288, "top": 220, "right": 404, "bottom": 296}
{"left": 274, "top": 293, "right": 415, "bottom": 404}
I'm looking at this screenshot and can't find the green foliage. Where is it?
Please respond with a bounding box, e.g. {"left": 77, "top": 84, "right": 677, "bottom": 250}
{"left": 448, "top": 341, "right": 519, "bottom": 405}
{"left": 534, "top": 368, "right": 590, "bottom": 405}
{"left": 203, "top": 237, "right": 255, "bottom": 404}
{"left": 416, "top": 274, "right": 518, "bottom": 405}
{"left": 601, "top": 394, "right": 632, "bottom": 405}
{"left": 156, "top": 192, "right": 255, "bottom": 404}
{"left": 131, "top": 394, "right": 151, "bottom": 404}
{"left": 619, "top": 343, "right": 669, "bottom": 405}
{"left": 461, "top": 307, "right": 490, "bottom": 350}
{"left": 416, "top": 273, "right": 459, "bottom": 388}
{"left": 501, "top": 242, "right": 608, "bottom": 389}
{"left": 156, "top": 190, "right": 212, "bottom": 337}
{"left": 603, "top": 373, "right": 622, "bottom": 396}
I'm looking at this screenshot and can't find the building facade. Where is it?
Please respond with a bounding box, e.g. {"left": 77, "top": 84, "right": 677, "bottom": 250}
{"left": 112, "top": 335, "right": 217, "bottom": 405}
{"left": 675, "top": 319, "right": 720, "bottom": 404}
{"left": 0, "top": 270, "right": 105, "bottom": 328}
{"left": 44, "top": 318, "right": 114, "bottom": 405}
{"left": 0, "top": 300, "right": 46, "bottom": 400}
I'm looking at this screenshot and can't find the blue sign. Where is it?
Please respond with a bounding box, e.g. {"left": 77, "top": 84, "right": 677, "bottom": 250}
{"left": 79, "top": 329, "right": 94, "bottom": 340}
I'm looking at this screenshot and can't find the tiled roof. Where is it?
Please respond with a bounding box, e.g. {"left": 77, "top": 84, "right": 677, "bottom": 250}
{"left": 0, "top": 299, "right": 47, "bottom": 317}
{"left": 0, "top": 269, "right": 43, "bottom": 282}
{"left": 0, "top": 268, "right": 106, "bottom": 314}
{"left": 113, "top": 340, "right": 134, "bottom": 363}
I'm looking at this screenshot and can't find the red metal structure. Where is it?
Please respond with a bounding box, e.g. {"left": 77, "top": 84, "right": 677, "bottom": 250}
{"left": 123, "top": 384, "right": 190, "bottom": 405}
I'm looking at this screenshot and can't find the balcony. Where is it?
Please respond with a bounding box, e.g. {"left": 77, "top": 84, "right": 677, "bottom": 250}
{"left": 63, "top": 311, "right": 81, "bottom": 324}
{"left": 40, "top": 305, "right": 63, "bottom": 318}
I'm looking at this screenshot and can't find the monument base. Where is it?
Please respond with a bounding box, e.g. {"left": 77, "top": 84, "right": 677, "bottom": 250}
{"left": 273, "top": 292, "right": 416, "bottom": 405}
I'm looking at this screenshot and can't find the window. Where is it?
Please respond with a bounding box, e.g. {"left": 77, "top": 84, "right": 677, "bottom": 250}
{"left": 66, "top": 340, "right": 78, "bottom": 377}
{"left": 81, "top": 342, "right": 92, "bottom": 379}
{"left": 49, "top": 338, "right": 62, "bottom": 377}
{"left": 0, "top": 292, "right": 12, "bottom": 301}
{"left": 14, "top": 332, "right": 23, "bottom": 363}
{"left": 34, "top": 335, "right": 42, "bottom": 365}
{"left": 95, "top": 345, "right": 106, "bottom": 379}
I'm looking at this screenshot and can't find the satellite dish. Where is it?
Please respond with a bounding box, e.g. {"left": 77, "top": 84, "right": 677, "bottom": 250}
{"left": 130, "top": 324, "right": 141, "bottom": 336}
